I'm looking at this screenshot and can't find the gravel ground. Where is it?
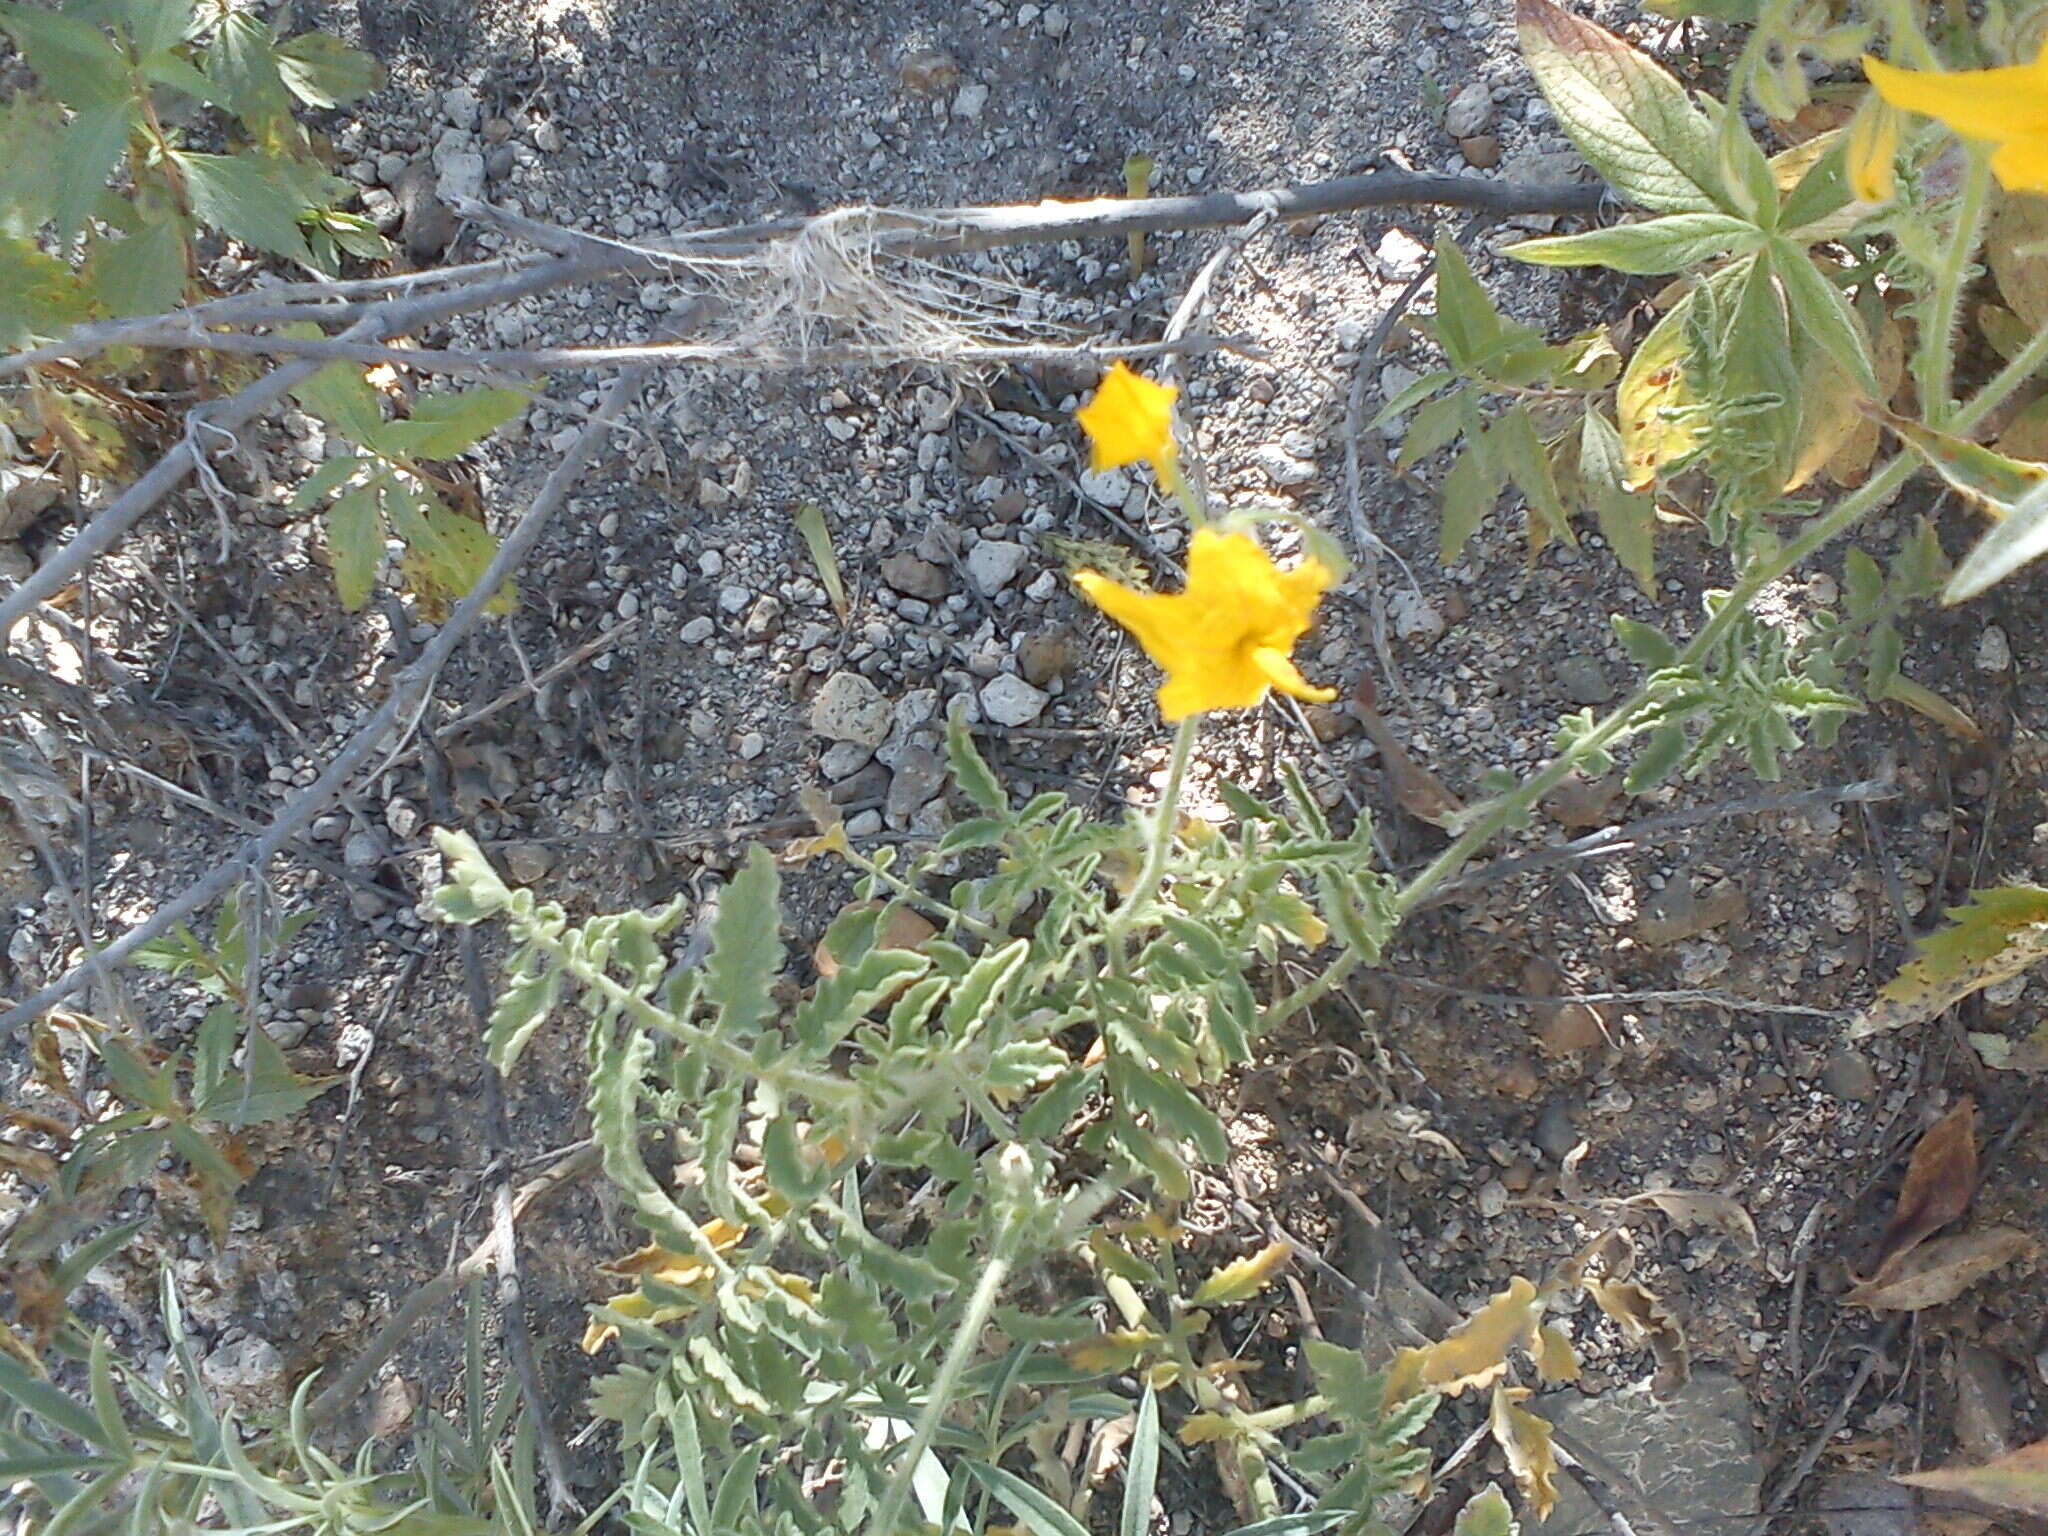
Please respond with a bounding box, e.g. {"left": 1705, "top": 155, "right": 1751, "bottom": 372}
{"left": 2, "top": 0, "right": 2046, "bottom": 1525}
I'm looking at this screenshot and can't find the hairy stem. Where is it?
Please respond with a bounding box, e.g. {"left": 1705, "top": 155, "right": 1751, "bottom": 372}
{"left": 1918, "top": 151, "right": 1993, "bottom": 424}
{"left": 1107, "top": 716, "right": 1199, "bottom": 959}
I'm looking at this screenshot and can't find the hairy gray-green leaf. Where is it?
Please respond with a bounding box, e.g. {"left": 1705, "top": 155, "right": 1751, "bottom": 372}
{"left": 705, "top": 845, "right": 784, "bottom": 1040}
{"left": 1508, "top": 212, "right": 1761, "bottom": 274}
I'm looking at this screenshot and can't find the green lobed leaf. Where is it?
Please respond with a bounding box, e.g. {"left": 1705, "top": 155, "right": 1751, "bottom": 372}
{"left": 172, "top": 150, "right": 313, "bottom": 261}
{"left": 1507, "top": 212, "right": 1762, "bottom": 274}
{"left": 1397, "top": 388, "right": 1471, "bottom": 471}
{"left": 1490, "top": 406, "right": 1574, "bottom": 551}
{"left": 1612, "top": 614, "right": 1677, "bottom": 668}
{"left": 202, "top": 11, "right": 294, "bottom": 142}
{"left": 1368, "top": 368, "right": 1455, "bottom": 431}
{"left": 946, "top": 715, "right": 1008, "bottom": 814}
{"left": 291, "top": 359, "right": 385, "bottom": 444}
{"left": 139, "top": 47, "right": 217, "bottom": 104}
{"left": 370, "top": 387, "right": 529, "bottom": 461}
{"left": 1439, "top": 441, "right": 1505, "bottom": 564}
{"left": 1430, "top": 231, "right": 1506, "bottom": 372}
{"left": 1779, "top": 133, "right": 1854, "bottom": 239}
{"left": 323, "top": 480, "right": 384, "bottom": 612}
{"left": 0, "top": 3, "right": 129, "bottom": 103}
{"left": 84, "top": 218, "right": 186, "bottom": 316}
{"left": 1455, "top": 1484, "right": 1521, "bottom": 1536}
{"left": 704, "top": 845, "right": 784, "bottom": 1040}
{"left": 1625, "top": 723, "right": 1690, "bottom": 793}
{"left": 1578, "top": 409, "right": 1656, "bottom": 591}
{"left": 52, "top": 102, "right": 133, "bottom": 248}
{"left": 1515, "top": 0, "right": 1723, "bottom": 213}
{"left": 387, "top": 481, "right": 511, "bottom": 621}
{"left": 193, "top": 1023, "right": 340, "bottom": 1126}
{"left": 0, "top": 235, "right": 91, "bottom": 348}
{"left": 942, "top": 938, "right": 1030, "bottom": 1033}
{"left": 274, "top": 29, "right": 384, "bottom": 108}
{"left": 486, "top": 957, "right": 562, "bottom": 1077}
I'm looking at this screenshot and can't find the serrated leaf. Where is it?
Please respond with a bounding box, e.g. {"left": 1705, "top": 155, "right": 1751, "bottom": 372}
{"left": 1611, "top": 615, "right": 1677, "bottom": 668}
{"left": 0, "top": 235, "right": 91, "bottom": 348}
{"left": 387, "top": 482, "right": 511, "bottom": 622}
{"left": 194, "top": 1023, "right": 339, "bottom": 1126}
{"left": 370, "top": 387, "right": 528, "bottom": 461}
{"left": 172, "top": 150, "right": 313, "bottom": 262}
{"left": 1851, "top": 886, "right": 2048, "bottom": 1038}
{"left": 0, "top": 3, "right": 128, "bottom": 103}
{"left": 84, "top": 218, "right": 187, "bottom": 316}
{"left": 1190, "top": 1242, "right": 1293, "bottom": 1306}
{"left": 705, "top": 845, "right": 783, "bottom": 1040}
{"left": 1397, "top": 389, "right": 1473, "bottom": 471}
{"left": 1625, "top": 723, "right": 1690, "bottom": 793}
{"left": 1779, "top": 131, "right": 1857, "bottom": 240}
{"left": 292, "top": 361, "right": 385, "bottom": 444}
{"left": 52, "top": 101, "right": 132, "bottom": 248}
{"left": 1898, "top": 1437, "right": 2048, "bottom": 1517}
{"left": 1491, "top": 405, "right": 1574, "bottom": 554}
{"left": 203, "top": 11, "right": 294, "bottom": 143}
{"left": 289, "top": 454, "right": 363, "bottom": 511}
{"left": 141, "top": 46, "right": 218, "bottom": 104}
{"left": 946, "top": 715, "right": 1006, "bottom": 814}
{"left": 1431, "top": 231, "right": 1506, "bottom": 372}
{"left": 486, "top": 960, "right": 561, "bottom": 1077}
{"left": 1507, "top": 212, "right": 1760, "bottom": 274}
{"left": 274, "top": 29, "right": 383, "bottom": 108}
{"left": 1615, "top": 280, "right": 1708, "bottom": 490}
{"left": 1439, "top": 442, "right": 1504, "bottom": 563}
{"left": 323, "top": 480, "right": 384, "bottom": 612}
{"left": 1369, "top": 368, "right": 1455, "bottom": 430}
{"left": 1579, "top": 408, "right": 1656, "bottom": 590}
{"left": 1515, "top": 0, "right": 1723, "bottom": 213}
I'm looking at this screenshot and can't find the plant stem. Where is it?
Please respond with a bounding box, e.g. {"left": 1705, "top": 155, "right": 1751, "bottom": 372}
{"left": 1108, "top": 716, "right": 1199, "bottom": 954}
{"left": 868, "top": 1254, "right": 1011, "bottom": 1536}
{"left": 1917, "top": 150, "right": 1993, "bottom": 424}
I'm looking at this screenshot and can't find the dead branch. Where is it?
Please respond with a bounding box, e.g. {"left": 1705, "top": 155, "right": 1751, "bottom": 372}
{"left": 0, "top": 365, "right": 651, "bottom": 1037}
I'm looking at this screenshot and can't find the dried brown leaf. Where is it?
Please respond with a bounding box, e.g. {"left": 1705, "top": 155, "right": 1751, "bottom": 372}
{"left": 1490, "top": 1383, "right": 1561, "bottom": 1521}
{"left": 1585, "top": 1277, "right": 1690, "bottom": 1399}
{"left": 1840, "top": 1226, "right": 2035, "bottom": 1311}
{"left": 1633, "top": 1188, "right": 1761, "bottom": 1255}
{"left": 1897, "top": 1436, "right": 2048, "bottom": 1517}
{"left": 1871, "top": 1098, "right": 1977, "bottom": 1277}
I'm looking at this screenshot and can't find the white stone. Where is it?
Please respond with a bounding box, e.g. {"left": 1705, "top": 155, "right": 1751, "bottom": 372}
{"left": 737, "top": 732, "right": 766, "bottom": 760}
{"left": 679, "top": 616, "right": 715, "bottom": 644}
{"left": 433, "top": 139, "right": 485, "bottom": 205}
{"left": 1078, "top": 464, "right": 1132, "bottom": 506}
{"left": 953, "top": 82, "right": 990, "bottom": 119}
{"left": 1376, "top": 227, "right": 1430, "bottom": 280}
{"left": 1975, "top": 624, "right": 2012, "bottom": 673}
{"left": 820, "top": 739, "right": 875, "bottom": 779}
{"left": 1042, "top": 5, "right": 1069, "bottom": 35}
{"left": 441, "top": 86, "right": 482, "bottom": 130}
{"left": 811, "top": 671, "right": 893, "bottom": 746}
{"left": 979, "top": 673, "right": 1048, "bottom": 727}
{"left": 966, "top": 538, "right": 1030, "bottom": 595}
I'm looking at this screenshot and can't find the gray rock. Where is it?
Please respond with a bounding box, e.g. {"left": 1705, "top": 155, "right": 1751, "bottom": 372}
{"left": 1251, "top": 443, "right": 1316, "bottom": 487}
{"left": 375, "top": 150, "right": 408, "bottom": 186}
{"left": 0, "top": 464, "right": 63, "bottom": 540}
{"left": 1532, "top": 1371, "right": 1761, "bottom": 1536}
{"left": 1821, "top": 1050, "right": 1879, "bottom": 1101}
{"left": 1389, "top": 589, "right": 1445, "bottom": 645}
{"left": 979, "top": 673, "right": 1048, "bottom": 727}
{"left": 343, "top": 831, "right": 385, "bottom": 871}
{"left": 1975, "top": 624, "right": 2012, "bottom": 673}
{"left": 202, "top": 1335, "right": 286, "bottom": 1409}
{"left": 1554, "top": 655, "right": 1616, "bottom": 705}
{"left": 1042, "top": 4, "right": 1069, "bottom": 35}
{"left": 738, "top": 731, "right": 766, "bottom": 761}
{"left": 886, "top": 745, "right": 948, "bottom": 824}
{"left": 820, "top": 740, "right": 875, "bottom": 780}
{"left": 1444, "top": 80, "right": 1493, "bottom": 138}
{"left": 502, "top": 842, "right": 555, "bottom": 884}
{"left": 441, "top": 85, "right": 482, "bottom": 131}
{"left": 844, "top": 808, "right": 884, "bottom": 838}
{"left": 1375, "top": 227, "right": 1430, "bottom": 280}
{"left": 1535, "top": 1099, "right": 1580, "bottom": 1162}
{"left": 679, "top": 616, "right": 715, "bottom": 644}
{"left": 717, "top": 584, "right": 752, "bottom": 615}
{"left": 1078, "top": 464, "right": 1133, "bottom": 506}
{"left": 952, "top": 82, "right": 990, "bottom": 119}
{"left": 432, "top": 134, "right": 485, "bottom": 205}
{"left": 829, "top": 761, "right": 891, "bottom": 805}
{"left": 966, "top": 538, "right": 1030, "bottom": 595}
{"left": 812, "top": 671, "right": 892, "bottom": 746}
{"left": 882, "top": 552, "right": 950, "bottom": 599}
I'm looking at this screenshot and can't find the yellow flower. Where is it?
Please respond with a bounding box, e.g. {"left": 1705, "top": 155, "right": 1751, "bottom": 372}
{"left": 1074, "top": 528, "right": 1336, "bottom": 721}
{"left": 1863, "top": 41, "right": 2048, "bottom": 193}
{"left": 1075, "top": 361, "right": 1179, "bottom": 472}
{"left": 1846, "top": 90, "right": 1903, "bottom": 203}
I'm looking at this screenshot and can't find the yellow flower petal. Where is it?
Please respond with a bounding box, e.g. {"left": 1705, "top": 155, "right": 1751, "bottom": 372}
{"left": 1075, "top": 361, "right": 1179, "bottom": 472}
{"left": 1074, "top": 528, "right": 1334, "bottom": 721}
{"left": 1846, "top": 91, "right": 1902, "bottom": 202}
{"left": 1865, "top": 48, "right": 2048, "bottom": 139}
{"left": 1991, "top": 131, "right": 2048, "bottom": 194}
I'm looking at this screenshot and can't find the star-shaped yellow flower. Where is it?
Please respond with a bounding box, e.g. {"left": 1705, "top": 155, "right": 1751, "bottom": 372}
{"left": 1075, "top": 361, "right": 1179, "bottom": 472}
{"left": 1863, "top": 41, "right": 2048, "bottom": 193}
{"left": 1074, "top": 528, "right": 1336, "bottom": 721}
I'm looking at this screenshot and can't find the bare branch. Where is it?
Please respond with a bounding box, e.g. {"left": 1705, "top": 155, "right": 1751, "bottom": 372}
{"left": 0, "top": 366, "right": 653, "bottom": 1037}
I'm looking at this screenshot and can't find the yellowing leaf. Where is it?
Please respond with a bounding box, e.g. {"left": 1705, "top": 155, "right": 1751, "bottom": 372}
{"left": 1988, "top": 192, "right": 2048, "bottom": 335}
{"left": 1385, "top": 1276, "right": 1544, "bottom": 1403}
{"left": 1535, "top": 1323, "right": 1579, "bottom": 1384}
{"left": 1585, "top": 1278, "right": 1690, "bottom": 1398}
{"left": 1178, "top": 1412, "right": 1239, "bottom": 1446}
{"left": 1615, "top": 286, "right": 1705, "bottom": 489}
{"left": 1190, "top": 1241, "right": 1293, "bottom": 1306}
{"left": 1881, "top": 675, "right": 1985, "bottom": 742}
{"left": 1851, "top": 886, "right": 2048, "bottom": 1038}
{"left": 1490, "top": 1383, "right": 1561, "bottom": 1521}
{"left": 1898, "top": 1437, "right": 2048, "bottom": 1517}
{"left": 1839, "top": 1226, "right": 2035, "bottom": 1311}
{"left": 1066, "top": 1327, "right": 1163, "bottom": 1373}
